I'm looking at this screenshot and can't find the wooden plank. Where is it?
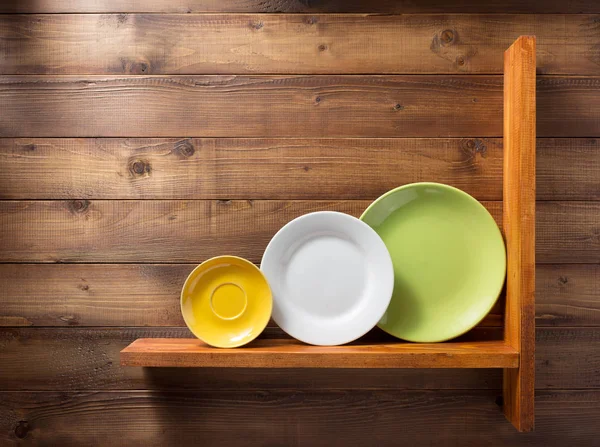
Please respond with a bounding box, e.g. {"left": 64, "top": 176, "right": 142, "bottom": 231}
{"left": 536, "top": 138, "right": 600, "bottom": 200}
{"left": 0, "top": 264, "right": 498, "bottom": 328}
{"left": 1, "top": 76, "right": 600, "bottom": 137}
{"left": 1, "top": 264, "right": 596, "bottom": 328}
{"left": 0, "top": 328, "right": 596, "bottom": 391}
{"left": 0, "top": 327, "right": 504, "bottom": 391}
{"left": 0, "top": 75, "right": 504, "bottom": 138}
{"left": 0, "top": 138, "right": 503, "bottom": 200}
{"left": 536, "top": 264, "right": 600, "bottom": 326}
{"left": 0, "top": 264, "right": 190, "bottom": 327}
{"left": 2, "top": 0, "right": 599, "bottom": 13}
{"left": 0, "top": 390, "right": 599, "bottom": 446}
{"left": 536, "top": 201, "right": 600, "bottom": 264}
{"left": 503, "top": 35, "right": 536, "bottom": 432}
{"left": 534, "top": 328, "right": 600, "bottom": 389}
{"left": 2, "top": 15, "right": 600, "bottom": 75}
{"left": 0, "top": 265, "right": 492, "bottom": 329}
{"left": 0, "top": 200, "right": 598, "bottom": 263}
{"left": 0, "top": 199, "right": 500, "bottom": 263}
{"left": 4, "top": 136, "right": 498, "bottom": 197}
{"left": 120, "top": 338, "right": 519, "bottom": 369}
{"left": 2, "top": 138, "right": 598, "bottom": 201}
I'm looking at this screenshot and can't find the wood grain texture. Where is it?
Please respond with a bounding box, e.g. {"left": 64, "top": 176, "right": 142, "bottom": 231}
{"left": 1, "top": 75, "right": 600, "bottom": 137}
{"left": 0, "top": 327, "right": 505, "bottom": 391}
{"left": 503, "top": 35, "right": 536, "bottom": 432}
{"left": 2, "top": 0, "right": 599, "bottom": 13}
{"left": 0, "top": 3, "right": 595, "bottom": 442}
{"left": 536, "top": 264, "right": 600, "bottom": 326}
{"left": 1, "top": 200, "right": 598, "bottom": 263}
{"left": 0, "top": 264, "right": 189, "bottom": 327}
{"left": 2, "top": 138, "right": 599, "bottom": 200}
{"left": 0, "top": 200, "right": 500, "bottom": 263}
{"left": 120, "top": 338, "right": 519, "bottom": 368}
{"left": 0, "top": 328, "right": 596, "bottom": 391}
{"left": 2, "top": 14, "right": 600, "bottom": 75}
{"left": 1, "top": 390, "right": 599, "bottom": 446}
{"left": 536, "top": 201, "right": 600, "bottom": 264}
{"left": 0, "top": 75, "right": 505, "bottom": 138}
{"left": 536, "top": 138, "right": 600, "bottom": 200}
{"left": 1, "top": 264, "right": 595, "bottom": 328}
{"left": 0, "top": 138, "right": 503, "bottom": 200}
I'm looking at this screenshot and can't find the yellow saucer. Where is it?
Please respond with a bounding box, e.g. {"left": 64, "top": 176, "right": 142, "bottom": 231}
{"left": 181, "top": 256, "right": 272, "bottom": 348}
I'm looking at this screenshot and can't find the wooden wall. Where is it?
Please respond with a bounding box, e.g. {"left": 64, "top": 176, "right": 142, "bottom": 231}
{"left": 1, "top": 1, "right": 599, "bottom": 445}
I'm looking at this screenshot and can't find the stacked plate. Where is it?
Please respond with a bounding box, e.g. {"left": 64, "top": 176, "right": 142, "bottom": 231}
{"left": 181, "top": 183, "right": 506, "bottom": 348}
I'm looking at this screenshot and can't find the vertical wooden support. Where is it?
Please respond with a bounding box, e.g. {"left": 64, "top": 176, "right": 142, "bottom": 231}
{"left": 503, "top": 36, "right": 536, "bottom": 432}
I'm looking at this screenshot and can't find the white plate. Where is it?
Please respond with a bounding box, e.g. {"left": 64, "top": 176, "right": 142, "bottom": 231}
{"left": 260, "top": 211, "right": 394, "bottom": 346}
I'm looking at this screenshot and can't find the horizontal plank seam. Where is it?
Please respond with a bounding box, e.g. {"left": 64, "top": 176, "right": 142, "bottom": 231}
{"left": 0, "top": 388, "right": 504, "bottom": 392}
{"left": 0, "top": 388, "right": 596, "bottom": 393}
{"left": 0, "top": 199, "right": 590, "bottom": 202}
{"left": 0, "top": 200, "right": 600, "bottom": 203}
{"left": 0, "top": 388, "right": 514, "bottom": 392}
{"left": 0, "top": 72, "right": 595, "bottom": 76}
{"left": 0, "top": 262, "right": 585, "bottom": 266}
{"left": 1, "top": 13, "right": 599, "bottom": 16}
{"left": 5, "top": 135, "right": 600, "bottom": 139}
{"left": 0, "top": 199, "right": 592, "bottom": 204}
{"left": 0, "top": 326, "right": 594, "bottom": 330}
{"left": 1, "top": 10, "right": 600, "bottom": 14}
{"left": 6, "top": 325, "right": 600, "bottom": 329}
{"left": 0, "top": 259, "right": 598, "bottom": 266}
{"left": 0, "top": 137, "right": 591, "bottom": 140}
{"left": 3, "top": 74, "right": 600, "bottom": 78}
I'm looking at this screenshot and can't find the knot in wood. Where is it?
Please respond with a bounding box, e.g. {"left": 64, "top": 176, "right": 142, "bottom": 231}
{"left": 457, "top": 56, "right": 466, "bottom": 66}
{"left": 117, "top": 13, "right": 128, "bottom": 25}
{"left": 318, "top": 44, "right": 327, "bottom": 52}
{"left": 462, "top": 139, "right": 487, "bottom": 158}
{"left": 14, "top": 421, "right": 29, "bottom": 439}
{"left": 175, "top": 140, "right": 195, "bottom": 158}
{"left": 129, "top": 159, "right": 151, "bottom": 176}
{"left": 441, "top": 29, "right": 455, "bottom": 45}
{"left": 132, "top": 161, "right": 146, "bottom": 175}
{"left": 558, "top": 276, "right": 569, "bottom": 285}
{"left": 305, "top": 16, "right": 318, "bottom": 25}
{"left": 130, "top": 61, "right": 150, "bottom": 74}
{"left": 69, "top": 200, "right": 90, "bottom": 214}
{"left": 120, "top": 58, "right": 151, "bottom": 74}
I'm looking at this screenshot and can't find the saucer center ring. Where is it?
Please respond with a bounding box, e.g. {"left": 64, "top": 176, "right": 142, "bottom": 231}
{"left": 210, "top": 282, "right": 248, "bottom": 320}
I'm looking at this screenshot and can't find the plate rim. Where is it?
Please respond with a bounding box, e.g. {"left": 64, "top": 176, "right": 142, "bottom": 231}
{"left": 360, "top": 182, "right": 507, "bottom": 343}
{"left": 180, "top": 255, "right": 273, "bottom": 348}
{"left": 260, "top": 210, "right": 394, "bottom": 346}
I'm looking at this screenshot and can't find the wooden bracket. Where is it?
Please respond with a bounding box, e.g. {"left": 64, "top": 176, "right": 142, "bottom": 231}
{"left": 502, "top": 35, "right": 536, "bottom": 432}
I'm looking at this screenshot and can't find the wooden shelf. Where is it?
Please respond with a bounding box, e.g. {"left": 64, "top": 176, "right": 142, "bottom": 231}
{"left": 121, "top": 338, "right": 519, "bottom": 369}
{"left": 120, "top": 35, "right": 536, "bottom": 432}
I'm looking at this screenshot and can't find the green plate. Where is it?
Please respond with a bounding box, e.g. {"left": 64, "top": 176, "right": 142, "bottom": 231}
{"left": 360, "top": 183, "right": 506, "bottom": 342}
